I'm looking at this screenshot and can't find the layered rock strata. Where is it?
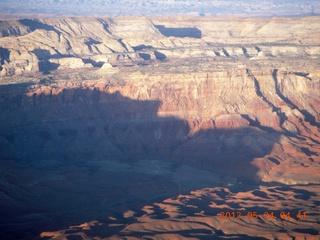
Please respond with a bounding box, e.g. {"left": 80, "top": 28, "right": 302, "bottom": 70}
{"left": 0, "top": 16, "right": 319, "bottom": 239}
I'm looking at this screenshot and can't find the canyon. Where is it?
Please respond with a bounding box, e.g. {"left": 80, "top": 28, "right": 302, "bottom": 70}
{"left": 0, "top": 16, "right": 319, "bottom": 239}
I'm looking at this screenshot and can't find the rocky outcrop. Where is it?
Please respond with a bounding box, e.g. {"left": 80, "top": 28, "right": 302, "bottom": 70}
{"left": 0, "top": 49, "right": 39, "bottom": 76}
{"left": 0, "top": 20, "right": 31, "bottom": 37}
{"left": 51, "top": 57, "right": 92, "bottom": 69}
{"left": 1, "top": 17, "right": 320, "bottom": 76}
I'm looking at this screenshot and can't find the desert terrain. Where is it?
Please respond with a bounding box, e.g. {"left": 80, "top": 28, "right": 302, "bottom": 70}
{"left": 0, "top": 16, "right": 319, "bottom": 239}
{"left": 1, "top": 0, "right": 320, "bottom": 18}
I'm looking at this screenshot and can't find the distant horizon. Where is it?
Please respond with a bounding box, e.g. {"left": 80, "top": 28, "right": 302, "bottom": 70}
{"left": 0, "top": 0, "right": 319, "bottom": 19}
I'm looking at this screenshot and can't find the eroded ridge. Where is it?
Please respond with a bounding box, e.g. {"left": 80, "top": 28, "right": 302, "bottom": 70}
{"left": 0, "top": 16, "right": 320, "bottom": 78}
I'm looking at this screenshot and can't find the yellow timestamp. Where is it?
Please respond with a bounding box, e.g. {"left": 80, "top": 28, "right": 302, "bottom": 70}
{"left": 219, "top": 211, "right": 307, "bottom": 220}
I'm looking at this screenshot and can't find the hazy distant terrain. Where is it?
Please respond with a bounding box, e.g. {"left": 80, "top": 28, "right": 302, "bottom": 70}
{"left": 1, "top": 0, "right": 320, "bottom": 18}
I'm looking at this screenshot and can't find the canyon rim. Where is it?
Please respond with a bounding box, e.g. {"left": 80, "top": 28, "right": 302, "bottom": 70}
{"left": 0, "top": 1, "right": 320, "bottom": 240}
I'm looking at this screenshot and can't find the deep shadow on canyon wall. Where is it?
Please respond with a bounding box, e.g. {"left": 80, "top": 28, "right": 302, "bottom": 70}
{"left": 0, "top": 83, "right": 280, "bottom": 238}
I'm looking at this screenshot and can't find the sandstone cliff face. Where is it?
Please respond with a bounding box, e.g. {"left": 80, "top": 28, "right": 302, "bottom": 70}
{"left": 0, "top": 66, "right": 319, "bottom": 184}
